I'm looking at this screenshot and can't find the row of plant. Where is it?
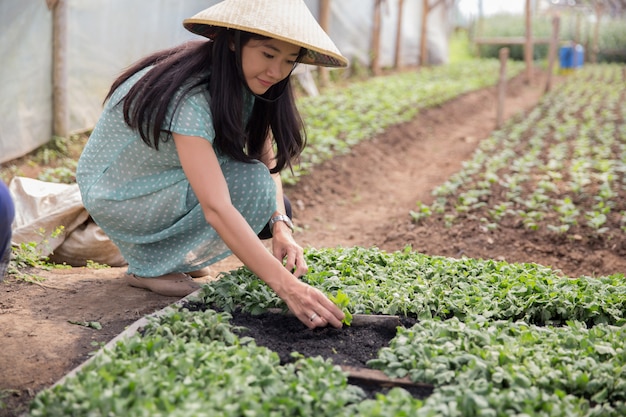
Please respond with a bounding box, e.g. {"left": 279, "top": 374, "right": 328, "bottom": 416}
{"left": 290, "top": 58, "right": 524, "bottom": 184}
{"left": 411, "top": 63, "right": 626, "bottom": 240}
{"left": 30, "top": 246, "right": 626, "bottom": 416}
{"left": 370, "top": 316, "right": 626, "bottom": 413}
{"left": 202, "top": 246, "right": 626, "bottom": 326}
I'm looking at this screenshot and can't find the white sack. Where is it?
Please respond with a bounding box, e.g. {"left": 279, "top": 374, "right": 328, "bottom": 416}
{"left": 9, "top": 177, "right": 126, "bottom": 267}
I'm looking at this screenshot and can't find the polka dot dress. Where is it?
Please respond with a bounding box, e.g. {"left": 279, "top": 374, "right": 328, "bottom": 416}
{"left": 76, "top": 68, "right": 277, "bottom": 277}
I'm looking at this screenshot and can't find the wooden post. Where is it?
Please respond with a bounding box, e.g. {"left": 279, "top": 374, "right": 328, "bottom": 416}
{"left": 371, "top": 0, "right": 383, "bottom": 75}
{"left": 575, "top": 11, "right": 582, "bottom": 45}
{"left": 419, "top": 0, "right": 429, "bottom": 66}
{"left": 52, "top": 0, "right": 69, "bottom": 138}
{"left": 496, "top": 47, "right": 509, "bottom": 129}
{"left": 419, "top": 0, "right": 445, "bottom": 67}
{"left": 475, "top": 0, "right": 484, "bottom": 58}
{"left": 318, "top": 0, "right": 331, "bottom": 87}
{"left": 591, "top": 3, "right": 603, "bottom": 64}
{"left": 524, "top": 0, "right": 533, "bottom": 85}
{"left": 545, "top": 14, "right": 560, "bottom": 93}
{"left": 393, "top": 0, "right": 405, "bottom": 69}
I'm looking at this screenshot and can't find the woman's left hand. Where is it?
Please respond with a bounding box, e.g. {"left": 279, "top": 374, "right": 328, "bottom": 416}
{"left": 270, "top": 223, "right": 308, "bottom": 277}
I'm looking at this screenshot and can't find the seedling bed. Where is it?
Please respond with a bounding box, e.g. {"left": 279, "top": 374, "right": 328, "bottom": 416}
{"left": 181, "top": 300, "right": 433, "bottom": 399}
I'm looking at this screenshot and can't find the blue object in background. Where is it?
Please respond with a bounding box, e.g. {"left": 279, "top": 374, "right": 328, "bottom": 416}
{"left": 0, "top": 181, "right": 15, "bottom": 279}
{"left": 559, "top": 44, "right": 585, "bottom": 69}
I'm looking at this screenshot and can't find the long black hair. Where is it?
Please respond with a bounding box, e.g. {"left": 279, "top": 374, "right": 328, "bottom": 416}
{"left": 105, "top": 30, "right": 306, "bottom": 173}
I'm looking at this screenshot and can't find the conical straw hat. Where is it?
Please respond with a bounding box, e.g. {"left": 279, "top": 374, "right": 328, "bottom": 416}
{"left": 183, "top": 0, "right": 348, "bottom": 68}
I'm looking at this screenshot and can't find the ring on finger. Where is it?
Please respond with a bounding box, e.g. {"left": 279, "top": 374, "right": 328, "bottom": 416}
{"left": 310, "top": 313, "right": 318, "bottom": 322}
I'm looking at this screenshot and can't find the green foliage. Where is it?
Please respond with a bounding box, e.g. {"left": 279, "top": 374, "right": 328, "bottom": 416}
{"left": 595, "top": 20, "right": 626, "bottom": 63}
{"left": 369, "top": 317, "right": 626, "bottom": 415}
{"left": 448, "top": 29, "right": 475, "bottom": 63}
{"left": 328, "top": 290, "right": 353, "bottom": 326}
{"left": 85, "top": 260, "right": 110, "bottom": 269}
{"left": 475, "top": 14, "right": 553, "bottom": 60}
{"left": 413, "top": 64, "right": 626, "bottom": 240}
{"left": 475, "top": 13, "right": 626, "bottom": 63}
{"left": 68, "top": 320, "right": 102, "bottom": 330}
{"left": 31, "top": 309, "right": 365, "bottom": 417}
{"left": 0, "top": 133, "right": 86, "bottom": 185}
{"left": 7, "top": 226, "right": 66, "bottom": 283}
{"left": 23, "top": 61, "right": 626, "bottom": 417}
{"left": 37, "top": 162, "right": 77, "bottom": 184}
{"left": 29, "top": 246, "right": 626, "bottom": 416}
{"left": 286, "top": 59, "right": 525, "bottom": 184}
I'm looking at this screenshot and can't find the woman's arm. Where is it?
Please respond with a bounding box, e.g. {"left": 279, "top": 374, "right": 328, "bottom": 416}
{"left": 173, "top": 133, "right": 343, "bottom": 328}
{"left": 258, "top": 136, "right": 308, "bottom": 277}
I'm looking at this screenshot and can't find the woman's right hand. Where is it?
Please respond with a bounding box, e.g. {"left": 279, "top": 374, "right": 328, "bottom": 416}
{"left": 278, "top": 278, "right": 345, "bottom": 329}
{"left": 173, "top": 134, "right": 344, "bottom": 329}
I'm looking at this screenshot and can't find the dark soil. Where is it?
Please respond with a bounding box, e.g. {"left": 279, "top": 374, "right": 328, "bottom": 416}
{"left": 232, "top": 311, "right": 396, "bottom": 367}
{"left": 231, "top": 311, "right": 433, "bottom": 399}
{"left": 181, "top": 299, "right": 430, "bottom": 399}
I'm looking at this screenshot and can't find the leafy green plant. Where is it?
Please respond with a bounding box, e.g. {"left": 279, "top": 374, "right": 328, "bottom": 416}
{"left": 7, "top": 226, "right": 68, "bottom": 283}
{"left": 29, "top": 246, "right": 626, "bottom": 416}
{"left": 85, "top": 260, "right": 110, "bottom": 269}
{"left": 68, "top": 320, "right": 102, "bottom": 330}
{"left": 410, "top": 64, "right": 626, "bottom": 243}
{"left": 286, "top": 59, "right": 524, "bottom": 184}
{"left": 328, "top": 290, "right": 353, "bottom": 326}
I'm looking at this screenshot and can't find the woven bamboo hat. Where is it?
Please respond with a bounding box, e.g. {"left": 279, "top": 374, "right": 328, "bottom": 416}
{"left": 183, "top": 0, "right": 348, "bottom": 68}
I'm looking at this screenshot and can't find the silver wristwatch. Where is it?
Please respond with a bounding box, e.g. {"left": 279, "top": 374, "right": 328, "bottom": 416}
{"left": 269, "top": 214, "right": 294, "bottom": 235}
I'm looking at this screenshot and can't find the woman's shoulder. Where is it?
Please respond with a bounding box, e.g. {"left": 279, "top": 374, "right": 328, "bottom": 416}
{"left": 107, "top": 67, "right": 153, "bottom": 105}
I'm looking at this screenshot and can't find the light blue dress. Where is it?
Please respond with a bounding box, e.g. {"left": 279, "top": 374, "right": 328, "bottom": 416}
{"left": 76, "top": 68, "right": 277, "bottom": 277}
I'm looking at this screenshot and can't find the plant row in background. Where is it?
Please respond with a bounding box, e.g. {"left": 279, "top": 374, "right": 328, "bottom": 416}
{"left": 411, "top": 64, "right": 626, "bottom": 242}
{"left": 289, "top": 58, "right": 524, "bottom": 184}
{"left": 30, "top": 246, "right": 626, "bottom": 416}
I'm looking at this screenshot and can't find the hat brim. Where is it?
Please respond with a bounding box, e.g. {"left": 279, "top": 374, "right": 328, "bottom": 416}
{"left": 182, "top": 0, "right": 348, "bottom": 68}
{"left": 184, "top": 21, "right": 348, "bottom": 68}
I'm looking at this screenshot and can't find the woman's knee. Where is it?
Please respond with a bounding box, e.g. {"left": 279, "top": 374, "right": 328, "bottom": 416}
{"left": 221, "top": 160, "right": 276, "bottom": 222}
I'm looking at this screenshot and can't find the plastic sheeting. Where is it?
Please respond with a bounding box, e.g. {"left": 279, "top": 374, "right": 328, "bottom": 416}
{"left": 0, "top": 1, "right": 53, "bottom": 164}
{"left": 0, "top": 0, "right": 451, "bottom": 164}
{"left": 9, "top": 176, "right": 126, "bottom": 266}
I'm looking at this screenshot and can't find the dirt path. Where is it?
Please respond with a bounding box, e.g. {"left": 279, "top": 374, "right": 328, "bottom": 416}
{"left": 0, "top": 70, "right": 557, "bottom": 416}
{"left": 288, "top": 70, "right": 552, "bottom": 250}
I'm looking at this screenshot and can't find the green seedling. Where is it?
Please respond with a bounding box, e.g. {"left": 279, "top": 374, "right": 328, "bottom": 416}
{"left": 328, "top": 290, "right": 353, "bottom": 326}
{"left": 68, "top": 320, "right": 102, "bottom": 330}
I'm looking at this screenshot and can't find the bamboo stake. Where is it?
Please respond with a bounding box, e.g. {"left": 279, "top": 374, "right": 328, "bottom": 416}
{"left": 393, "top": 0, "right": 405, "bottom": 69}
{"left": 496, "top": 47, "right": 509, "bottom": 130}
{"left": 318, "top": 0, "right": 331, "bottom": 87}
{"left": 545, "top": 14, "right": 560, "bottom": 93}
{"left": 371, "top": 0, "right": 383, "bottom": 75}
{"left": 524, "top": 0, "right": 533, "bottom": 84}
{"left": 591, "top": 3, "right": 603, "bottom": 64}
{"left": 419, "top": 0, "right": 429, "bottom": 66}
{"left": 52, "top": 0, "right": 69, "bottom": 138}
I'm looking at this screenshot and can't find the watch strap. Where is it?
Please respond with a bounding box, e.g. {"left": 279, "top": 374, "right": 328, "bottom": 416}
{"left": 269, "top": 214, "right": 294, "bottom": 234}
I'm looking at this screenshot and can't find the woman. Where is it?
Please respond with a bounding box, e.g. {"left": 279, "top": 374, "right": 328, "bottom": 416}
{"left": 76, "top": 0, "right": 348, "bottom": 329}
